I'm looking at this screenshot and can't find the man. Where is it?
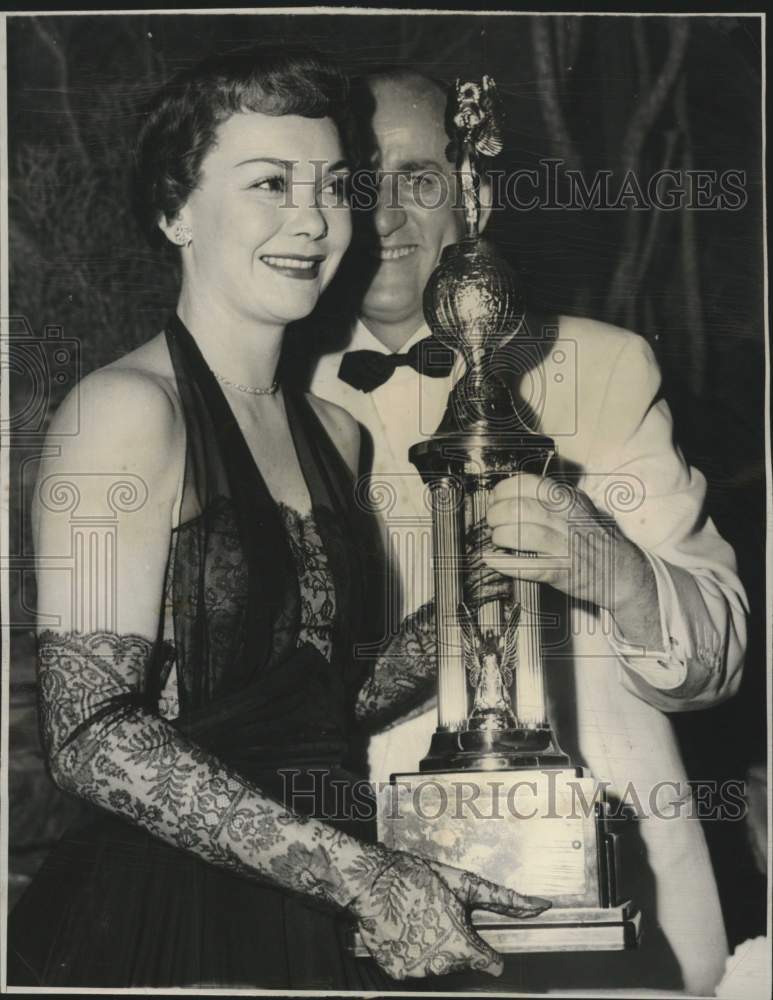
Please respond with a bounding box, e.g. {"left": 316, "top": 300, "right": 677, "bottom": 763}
{"left": 310, "top": 70, "right": 747, "bottom": 994}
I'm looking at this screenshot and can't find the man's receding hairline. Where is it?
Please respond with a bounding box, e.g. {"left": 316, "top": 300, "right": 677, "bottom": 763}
{"left": 366, "top": 68, "right": 449, "bottom": 107}
{"left": 361, "top": 67, "right": 457, "bottom": 166}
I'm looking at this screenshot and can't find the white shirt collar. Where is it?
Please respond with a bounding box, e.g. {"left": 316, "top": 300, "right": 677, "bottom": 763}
{"left": 351, "top": 318, "right": 432, "bottom": 355}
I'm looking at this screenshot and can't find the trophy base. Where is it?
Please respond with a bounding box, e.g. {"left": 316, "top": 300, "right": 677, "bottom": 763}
{"left": 350, "top": 901, "right": 640, "bottom": 956}
{"left": 368, "top": 768, "right": 638, "bottom": 955}
{"left": 420, "top": 726, "right": 571, "bottom": 772}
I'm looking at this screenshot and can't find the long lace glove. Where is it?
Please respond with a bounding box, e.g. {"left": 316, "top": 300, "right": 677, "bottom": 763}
{"left": 38, "top": 630, "right": 380, "bottom": 908}
{"left": 348, "top": 848, "right": 551, "bottom": 980}
{"left": 39, "top": 629, "right": 550, "bottom": 980}
{"left": 355, "top": 525, "right": 512, "bottom": 725}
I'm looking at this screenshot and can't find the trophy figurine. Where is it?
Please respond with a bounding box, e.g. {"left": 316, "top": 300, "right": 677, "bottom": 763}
{"left": 368, "top": 76, "right": 640, "bottom": 954}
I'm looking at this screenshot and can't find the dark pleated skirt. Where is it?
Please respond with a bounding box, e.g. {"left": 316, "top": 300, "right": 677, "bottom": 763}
{"left": 7, "top": 792, "right": 391, "bottom": 990}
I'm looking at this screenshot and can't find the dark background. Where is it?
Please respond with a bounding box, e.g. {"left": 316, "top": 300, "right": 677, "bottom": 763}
{"left": 5, "top": 12, "right": 766, "bottom": 948}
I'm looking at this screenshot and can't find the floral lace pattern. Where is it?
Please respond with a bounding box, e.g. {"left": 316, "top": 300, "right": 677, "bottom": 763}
{"left": 37, "top": 626, "right": 549, "bottom": 984}
{"left": 278, "top": 503, "right": 336, "bottom": 663}
{"left": 36, "top": 629, "right": 371, "bottom": 911}
{"left": 156, "top": 499, "right": 336, "bottom": 720}
{"left": 354, "top": 601, "right": 437, "bottom": 724}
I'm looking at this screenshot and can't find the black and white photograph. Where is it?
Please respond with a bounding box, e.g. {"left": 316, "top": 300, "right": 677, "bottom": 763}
{"left": 0, "top": 8, "right": 768, "bottom": 997}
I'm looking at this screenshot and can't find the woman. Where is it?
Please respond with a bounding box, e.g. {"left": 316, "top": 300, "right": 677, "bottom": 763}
{"left": 7, "top": 45, "right": 548, "bottom": 989}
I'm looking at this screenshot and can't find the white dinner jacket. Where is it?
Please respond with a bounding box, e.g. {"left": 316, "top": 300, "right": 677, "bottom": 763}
{"left": 310, "top": 313, "right": 747, "bottom": 995}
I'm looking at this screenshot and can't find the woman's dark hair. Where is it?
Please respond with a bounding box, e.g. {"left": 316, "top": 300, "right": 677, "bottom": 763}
{"left": 132, "top": 45, "right": 352, "bottom": 246}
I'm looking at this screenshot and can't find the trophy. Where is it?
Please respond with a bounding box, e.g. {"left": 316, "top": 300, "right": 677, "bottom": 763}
{"left": 363, "top": 77, "right": 639, "bottom": 954}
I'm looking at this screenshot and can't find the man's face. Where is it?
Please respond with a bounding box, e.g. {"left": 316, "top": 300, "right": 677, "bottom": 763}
{"left": 357, "top": 76, "right": 466, "bottom": 344}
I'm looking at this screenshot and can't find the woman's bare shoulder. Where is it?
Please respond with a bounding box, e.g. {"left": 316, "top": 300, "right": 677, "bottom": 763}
{"left": 47, "top": 333, "right": 182, "bottom": 476}
{"left": 100, "top": 331, "right": 178, "bottom": 395}
{"left": 306, "top": 393, "right": 360, "bottom": 475}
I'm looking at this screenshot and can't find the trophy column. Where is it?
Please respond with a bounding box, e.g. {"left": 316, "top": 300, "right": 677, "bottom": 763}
{"left": 428, "top": 475, "right": 467, "bottom": 731}
{"left": 412, "top": 428, "right": 571, "bottom": 773}
{"left": 428, "top": 462, "right": 552, "bottom": 734}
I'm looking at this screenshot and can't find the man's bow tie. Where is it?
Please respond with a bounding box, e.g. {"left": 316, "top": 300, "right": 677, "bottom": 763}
{"left": 338, "top": 336, "right": 455, "bottom": 393}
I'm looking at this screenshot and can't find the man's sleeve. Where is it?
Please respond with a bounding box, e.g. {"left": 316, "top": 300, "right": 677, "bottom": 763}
{"left": 582, "top": 334, "right": 748, "bottom": 712}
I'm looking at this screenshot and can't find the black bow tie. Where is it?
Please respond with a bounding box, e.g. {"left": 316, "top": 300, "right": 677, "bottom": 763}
{"left": 338, "top": 336, "right": 455, "bottom": 393}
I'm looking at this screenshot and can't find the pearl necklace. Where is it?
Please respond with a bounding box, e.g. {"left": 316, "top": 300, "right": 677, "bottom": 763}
{"left": 213, "top": 371, "right": 280, "bottom": 395}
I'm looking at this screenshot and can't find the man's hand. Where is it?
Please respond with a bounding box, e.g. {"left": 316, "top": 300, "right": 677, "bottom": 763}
{"left": 483, "top": 473, "right": 661, "bottom": 648}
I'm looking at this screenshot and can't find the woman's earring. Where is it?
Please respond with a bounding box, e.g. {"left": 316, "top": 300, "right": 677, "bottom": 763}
{"left": 172, "top": 222, "right": 193, "bottom": 247}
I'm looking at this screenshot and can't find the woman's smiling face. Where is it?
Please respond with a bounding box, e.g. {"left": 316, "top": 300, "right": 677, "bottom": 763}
{"left": 172, "top": 111, "right": 351, "bottom": 329}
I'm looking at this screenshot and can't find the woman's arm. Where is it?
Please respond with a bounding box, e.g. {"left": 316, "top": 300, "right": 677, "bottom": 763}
{"left": 40, "top": 626, "right": 549, "bottom": 981}
{"left": 354, "top": 601, "right": 437, "bottom": 725}
{"left": 34, "top": 370, "right": 367, "bottom": 906}
{"left": 35, "top": 369, "right": 547, "bottom": 980}
{"left": 38, "top": 627, "right": 375, "bottom": 907}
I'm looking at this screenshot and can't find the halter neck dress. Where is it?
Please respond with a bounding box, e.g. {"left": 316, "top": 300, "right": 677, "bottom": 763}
{"left": 7, "top": 315, "right": 389, "bottom": 990}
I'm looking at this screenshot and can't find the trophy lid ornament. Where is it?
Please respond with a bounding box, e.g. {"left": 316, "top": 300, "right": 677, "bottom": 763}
{"left": 422, "top": 76, "right": 537, "bottom": 442}
{"left": 453, "top": 75, "right": 504, "bottom": 239}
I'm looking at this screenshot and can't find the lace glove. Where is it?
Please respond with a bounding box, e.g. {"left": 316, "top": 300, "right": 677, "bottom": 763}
{"left": 354, "top": 601, "right": 437, "bottom": 724}
{"left": 347, "top": 846, "right": 551, "bottom": 980}
{"left": 355, "top": 521, "right": 512, "bottom": 725}
{"left": 35, "top": 631, "right": 401, "bottom": 915}
{"left": 39, "top": 630, "right": 551, "bottom": 981}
